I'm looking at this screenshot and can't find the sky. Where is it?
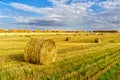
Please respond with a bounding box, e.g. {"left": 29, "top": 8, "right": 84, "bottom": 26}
{"left": 0, "top": 0, "right": 120, "bottom": 31}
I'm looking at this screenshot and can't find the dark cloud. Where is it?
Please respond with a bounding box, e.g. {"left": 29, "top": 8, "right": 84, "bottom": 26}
{"left": 21, "top": 19, "right": 64, "bottom": 26}
{"left": 109, "top": 21, "right": 120, "bottom": 24}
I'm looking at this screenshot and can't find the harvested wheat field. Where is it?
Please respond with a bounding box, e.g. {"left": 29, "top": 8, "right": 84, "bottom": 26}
{"left": 0, "top": 33, "right": 120, "bottom": 80}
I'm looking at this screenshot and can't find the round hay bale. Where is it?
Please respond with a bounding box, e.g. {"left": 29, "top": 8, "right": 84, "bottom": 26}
{"left": 25, "top": 35, "right": 31, "bottom": 38}
{"left": 24, "top": 38, "right": 57, "bottom": 65}
{"left": 65, "top": 37, "right": 71, "bottom": 41}
{"left": 19, "top": 35, "right": 22, "bottom": 37}
{"left": 95, "top": 38, "right": 101, "bottom": 43}
{"left": 73, "top": 34, "right": 76, "bottom": 36}
{"left": 86, "top": 34, "right": 89, "bottom": 36}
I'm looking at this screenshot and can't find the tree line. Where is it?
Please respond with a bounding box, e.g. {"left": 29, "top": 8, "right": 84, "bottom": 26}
{"left": 0, "top": 29, "right": 119, "bottom": 33}
{"left": 0, "top": 29, "right": 85, "bottom": 33}
{"left": 93, "top": 30, "right": 119, "bottom": 33}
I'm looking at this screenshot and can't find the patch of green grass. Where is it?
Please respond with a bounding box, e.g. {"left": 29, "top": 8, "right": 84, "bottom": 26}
{"left": 99, "top": 60, "right": 120, "bottom": 80}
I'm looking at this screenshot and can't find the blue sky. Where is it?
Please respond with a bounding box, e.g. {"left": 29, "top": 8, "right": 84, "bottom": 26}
{"left": 0, "top": 0, "right": 120, "bottom": 30}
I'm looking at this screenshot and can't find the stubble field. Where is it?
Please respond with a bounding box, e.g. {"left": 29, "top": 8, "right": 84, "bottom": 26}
{"left": 0, "top": 33, "right": 120, "bottom": 80}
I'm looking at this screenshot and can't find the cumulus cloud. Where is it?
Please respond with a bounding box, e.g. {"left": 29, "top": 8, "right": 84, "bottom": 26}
{"left": 84, "top": 9, "right": 120, "bottom": 30}
{"left": 99, "top": 0, "right": 120, "bottom": 10}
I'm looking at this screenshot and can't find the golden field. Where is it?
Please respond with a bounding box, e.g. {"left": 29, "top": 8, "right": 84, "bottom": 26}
{"left": 0, "top": 33, "right": 120, "bottom": 80}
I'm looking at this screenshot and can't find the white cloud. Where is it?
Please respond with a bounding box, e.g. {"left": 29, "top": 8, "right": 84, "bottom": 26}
{"left": 44, "top": 14, "right": 64, "bottom": 21}
{"left": 48, "top": 0, "right": 68, "bottom": 5}
{"left": 10, "top": 2, "right": 53, "bottom": 14}
{"left": 83, "top": 9, "right": 120, "bottom": 30}
{"left": 99, "top": 0, "right": 120, "bottom": 10}
{"left": 0, "top": 1, "right": 9, "bottom": 5}
{"left": 12, "top": 16, "right": 37, "bottom": 23}
{"left": 0, "top": 15, "right": 10, "bottom": 18}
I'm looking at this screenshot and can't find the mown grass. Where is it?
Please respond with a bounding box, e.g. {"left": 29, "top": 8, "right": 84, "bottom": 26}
{"left": 0, "top": 33, "right": 120, "bottom": 80}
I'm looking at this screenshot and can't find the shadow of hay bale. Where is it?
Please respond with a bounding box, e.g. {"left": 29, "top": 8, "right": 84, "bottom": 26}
{"left": 8, "top": 54, "right": 24, "bottom": 62}
{"left": 73, "top": 34, "right": 77, "bottom": 36}
{"left": 109, "top": 40, "right": 119, "bottom": 43}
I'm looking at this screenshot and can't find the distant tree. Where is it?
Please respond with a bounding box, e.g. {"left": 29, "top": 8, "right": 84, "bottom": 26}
{"left": 7, "top": 29, "right": 31, "bottom": 33}
{"left": 33, "top": 30, "right": 42, "bottom": 33}
{"left": 93, "top": 30, "right": 119, "bottom": 33}
{"left": 57, "top": 30, "right": 66, "bottom": 33}
{"left": 44, "top": 30, "right": 51, "bottom": 33}
{"left": 0, "top": 29, "right": 6, "bottom": 33}
{"left": 7, "top": 29, "right": 17, "bottom": 33}
{"left": 20, "top": 30, "right": 31, "bottom": 33}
